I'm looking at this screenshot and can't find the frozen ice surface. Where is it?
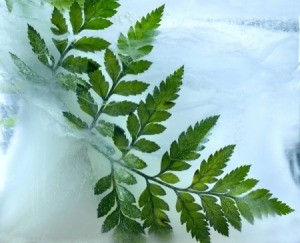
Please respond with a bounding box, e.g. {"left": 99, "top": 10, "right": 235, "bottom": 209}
{"left": 1, "top": 0, "right": 300, "bottom": 242}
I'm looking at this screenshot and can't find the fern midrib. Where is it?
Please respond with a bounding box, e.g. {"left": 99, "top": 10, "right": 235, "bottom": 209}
{"left": 52, "top": 40, "right": 75, "bottom": 72}
{"left": 89, "top": 70, "right": 126, "bottom": 129}
{"left": 113, "top": 158, "right": 236, "bottom": 201}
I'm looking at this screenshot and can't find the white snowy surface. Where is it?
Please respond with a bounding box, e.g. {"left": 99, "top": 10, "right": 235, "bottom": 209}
{"left": 0, "top": 0, "right": 300, "bottom": 243}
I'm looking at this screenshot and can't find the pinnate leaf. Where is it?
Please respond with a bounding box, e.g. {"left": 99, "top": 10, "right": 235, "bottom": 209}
{"left": 95, "top": 175, "right": 112, "bottom": 195}
{"left": 57, "top": 73, "right": 90, "bottom": 91}
{"left": 159, "top": 173, "right": 179, "bottom": 184}
{"left": 237, "top": 189, "right": 294, "bottom": 219}
{"left": 120, "top": 216, "right": 144, "bottom": 234}
{"left": 10, "top": 53, "right": 45, "bottom": 83}
{"left": 149, "top": 183, "right": 166, "bottom": 196}
{"left": 62, "top": 55, "right": 100, "bottom": 74}
{"left": 103, "top": 101, "right": 137, "bottom": 117}
{"left": 211, "top": 165, "right": 251, "bottom": 193}
{"left": 127, "top": 113, "right": 140, "bottom": 139}
{"left": 96, "top": 120, "right": 115, "bottom": 137}
{"left": 89, "top": 70, "right": 109, "bottom": 99}
{"left": 120, "top": 203, "right": 141, "bottom": 219}
{"left": 69, "top": 1, "right": 83, "bottom": 34}
{"left": 113, "top": 126, "right": 129, "bottom": 152}
{"left": 191, "top": 145, "right": 235, "bottom": 191}
{"left": 115, "top": 167, "right": 137, "bottom": 185}
{"left": 76, "top": 85, "right": 98, "bottom": 117}
{"left": 117, "top": 185, "right": 136, "bottom": 203}
{"left": 97, "top": 191, "right": 116, "bottom": 217}
{"left": 201, "top": 195, "right": 229, "bottom": 236}
{"left": 83, "top": 18, "right": 112, "bottom": 30}
{"left": 51, "top": 7, "right": 68, "bottom": 35}
{"left": 105, "top": 49, "right": 121, "bottom": 82}
{"left": 230, "top": 179, "right": 258, "bottom": 196}
{"left": 74, "top": 37, "right": 109, "bottom": 52}
{"left": 114, "top": 81, "right": 149, "bottom": 96}
{"left": 63, "top": 111, "right": 88, "bottom": 129}
{"left": 123, "top": 154, "right": 147, "bottom": 169}
{"left": 176, "top": 193, "right": 210, "bottom": 243}
{"left": 118, "top": 5, "right": 164, "bottom": 60}
{"left": 28, "top": 25, "right": 54, "bottom": 68}
{"left": 141, "top": 123, "right": 166, "bottom": 135}
{"left": 125, "top": 60, "right": 152, "bottom": 75}
{"left": 137, "top": 67, "right": 183, "bottom": 129}
{"left": 139, "top": 186, "right": 171, "bottom": 232}
{"left": 134, "top": 138, "right": 160, "bottom": 153}
{"left": 221, "top": 197, "right": 242, "bottom": 231}
{"left": 52, "top": 38, "right": 68, "bottom": 54}
{"left": 84, "top": 0, "right": 120, "bottom": 21}
{"left": 102, "top": 209, "right": 120, "bottom": 233}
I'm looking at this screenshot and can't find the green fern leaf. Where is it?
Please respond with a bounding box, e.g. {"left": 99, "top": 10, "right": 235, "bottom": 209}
{"left": 27, "top": 25, "right": 55, "bottom": 68}
{"left": 51, "top": 7, "right": 68, "bottom": 35}
{"left": 62, "top": 111, "right": 88, "bottom": 129}
{"left": 118, "top": 5, "right": 164, "bottom": 60}
{"left": 114, "top": 81, "right": 149, "bottom": 96}
{"left": 10, "top": 53, "right": 45, "bottom": 83}
{"left": 103, "top": 101, "right": 137, "bottom": 116}
{"left": 119, "top": 215, "right": 144, "bottom": 234}
{"left": 229, "top": 179, "right": 258, "bottom": 196}
{"left": 74, "top": 37, "right": 110, "bottom": 53}
{"left": 120, "top": 203, "right": 141, "bottom": 218}
{"left": 88, "top": 70, "right": 110, "bottom": 99}
{"left": 96, "top": 120, "right": 115, "bottom": 137}
{"left": 52, "top": 38, "right": 68, "bottom": 54}
{"left": 123, "top": 154, "right": 147, "bottom": 169}
{"left": 211, "top": 165, "right": 251, "bottom": 193}
{"left": 159, "top": 173, "right": 179, "bottom": 184}
{"left": 237, "top": 189, "right": 294, "bottom": 219}
{"left": 115, "top": 167, "right": 137, "bottom": 185}
{"left": 125, "top": 60, "right": 152, "bottom": 75}
{"left": 113, "top": 126, "right": 129, "bottom": 152}
{"left": 127, "top": 113, "right": 140, "bottom": 139}
{"left": 139, "top": 185, "right": 172, "bottom": 232}
{"left": 116, "top": 185, "right": 136, "bottom": 203}
{"left": 201, "top": 195, "right": 229, "bottom": 236}
{"left": 69, "top": 1, "right": 83, "bottom": 34}
{"left": 104, "top": 49, "right": 121, "bottom": 82}
{"left": 134, "top": 138, "right": 160, "bottom": 153}
{"left": 97, "top": 191, "right": 116, "bottom": 217}
{"left": 76, "top": 85, "right": 98, "bottom": 118}
{"left": 176, "top": 193, "right": 210, "bottom": 243}
{"left": 95, "top": 174, "right": 112, "bottom": 195}
{"left": 141, "top": 123, "right": 165, "bottom": 135}
{"left": 191, "top": 145, "right": 235, "bottom": 191}
{"left": 159, "top": 116, "right": 218, "bottom": 175}
{"left": 84, "top": 0, "right": 120, "bottom": 21}
{"left": 102, "top": 209, "right": 120, "bottom": 233}
{"left": 56, "top": 73, "right": 90, "bottom": 91}
{"left": 134, "top": 67, "right": 183, "bottom": 141}
{"left": 48, "top": 0, "right": 85, "bottom": 9}
{"left": 62, "top": 55, "right": 100, "bottom": 74}
{"left": 83, "top": 18, "right": 113, "bottom": 30}
{"left": 220, "top": 197, "right": 242, "bottom": 231}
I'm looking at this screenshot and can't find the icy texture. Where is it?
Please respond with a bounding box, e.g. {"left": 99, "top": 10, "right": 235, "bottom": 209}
{"left": 0, "top": 0, "right": 300, "bottom": 242}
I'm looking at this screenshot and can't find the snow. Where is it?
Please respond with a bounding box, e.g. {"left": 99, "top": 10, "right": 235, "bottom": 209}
{"left": 0, "top": 0, "right": 300, "bottom": 242}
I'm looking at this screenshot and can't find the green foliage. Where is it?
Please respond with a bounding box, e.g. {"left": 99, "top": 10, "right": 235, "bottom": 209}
{"left": 51, "top": 8, "right": 68, "bottom": 35}
{"left": 28, "top": 25, "right": 55, "bottom": 68}
{"left": 11, "top": 1, "right": 294, "bottom": 243}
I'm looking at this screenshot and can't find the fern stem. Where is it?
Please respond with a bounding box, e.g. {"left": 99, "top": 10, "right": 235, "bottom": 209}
{"left": 89, "top": 71, "right": 126, "bottom": 129}
{"left": 112, "top": 159, "right": 236, "bottom": 200}
{"left": 52, "top": 40, "right": 75, "bottom": 73}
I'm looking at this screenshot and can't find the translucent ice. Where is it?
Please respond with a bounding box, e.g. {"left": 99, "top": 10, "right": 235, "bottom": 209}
{"left": 1, "top": 0, "right": 300, "bottom": 242}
